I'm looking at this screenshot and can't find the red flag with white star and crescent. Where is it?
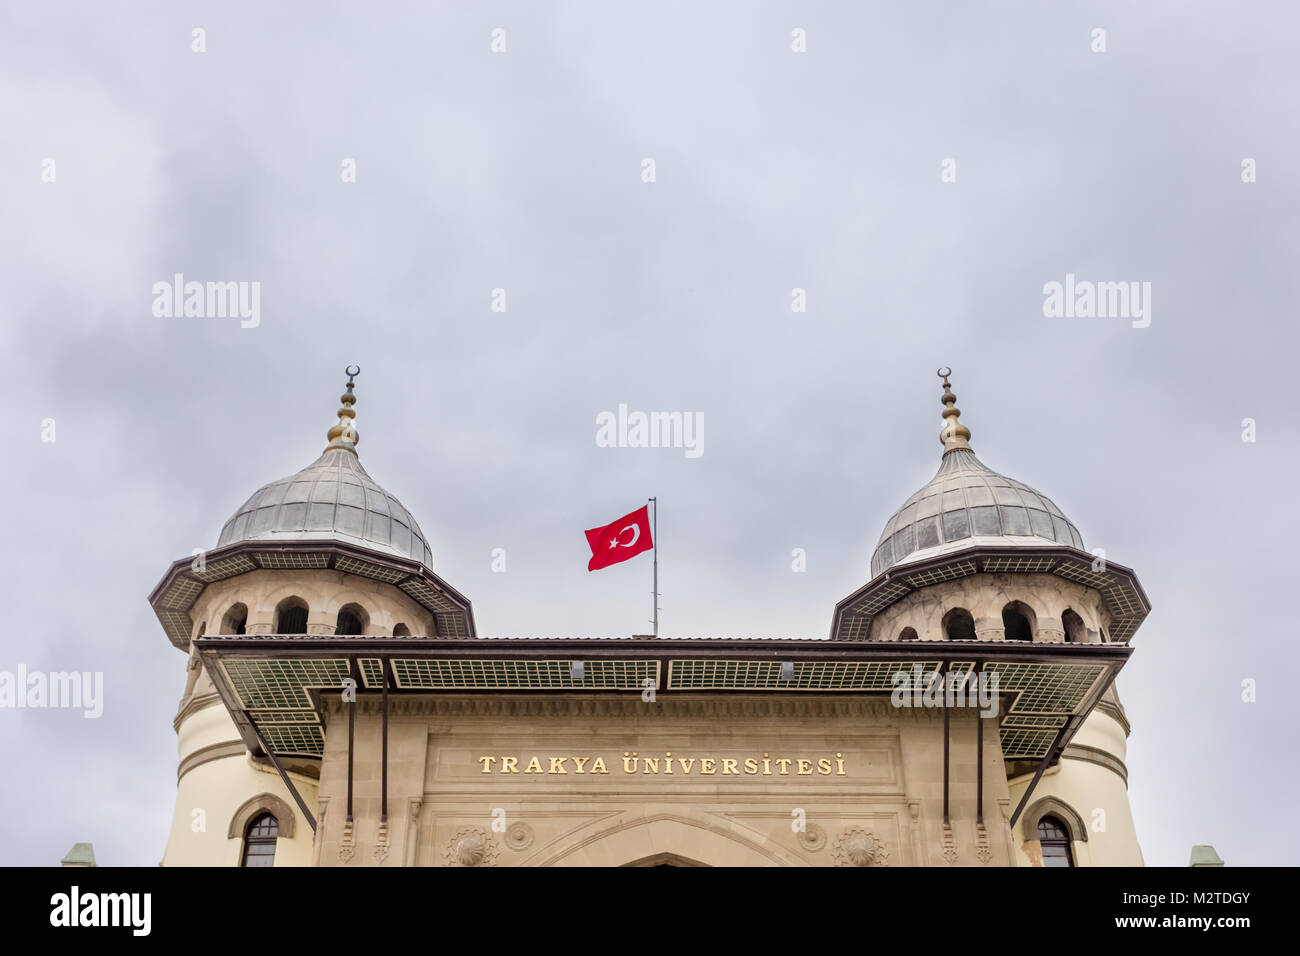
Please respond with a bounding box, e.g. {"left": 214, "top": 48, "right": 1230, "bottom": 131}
{"left": 585, "top": 505, "right": 654, "bottom": 572}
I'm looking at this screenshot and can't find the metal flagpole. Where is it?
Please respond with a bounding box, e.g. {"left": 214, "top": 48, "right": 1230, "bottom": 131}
{"left": 650, "top": 497, "right": 658, "bottom": 637}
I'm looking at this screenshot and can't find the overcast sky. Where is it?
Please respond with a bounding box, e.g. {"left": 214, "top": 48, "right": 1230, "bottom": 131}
{"left": 2, "top": 1, "right": 1297, "bottom": 867}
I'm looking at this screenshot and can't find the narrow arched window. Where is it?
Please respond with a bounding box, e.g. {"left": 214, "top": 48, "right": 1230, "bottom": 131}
{"left": 221, "top": 603, "right": 247, "bottom": 635}
{"left": 1037, "top": 815, "right": 1073, "bottom": 867}
{"left": 336, "top": 604, "right": 367, "bottom": 635}
{"left": 240, "top": 812, "right": 279, "bottom": 867}
{"left": 941, "top": 608, "right": 976, "bottom": 642}
{"left": 275, "top": 598, "right": 309, "bottom": 634}
{"left": 1061, "top": 609, "right": 1086, "bottom": 643}
{"left": 1002, "top": 601, "right": 1035, "bottom": 642}
{"left": 392, "top": 623, "right": 411, "bottom": 637}
{"left": 897, "top": 627, "right": 918, "bottom": 642}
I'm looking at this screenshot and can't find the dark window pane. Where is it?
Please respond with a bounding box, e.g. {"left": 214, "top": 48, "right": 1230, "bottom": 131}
{"left": 1003, "top": 607, "right": 1033, "bottom": 642}
{"left": 277, "top": 606, "right": 308, "bottom": 633}
{"left": 241, "top": 813, "right": 279, "bottom": 867}
{"left": 1041, "top": 846, "right": 1072, "bottom": 867}
{"left": 1037, "top": 818, "right": 1068, "bottom": 841}
{"left": 1037, "top": 815, "right": 1074, "bottom": 867}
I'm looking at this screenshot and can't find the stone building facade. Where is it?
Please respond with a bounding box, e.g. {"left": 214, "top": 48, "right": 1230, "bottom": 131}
{"left": 151, "top": 369, "right": 1149, "bottom": 866}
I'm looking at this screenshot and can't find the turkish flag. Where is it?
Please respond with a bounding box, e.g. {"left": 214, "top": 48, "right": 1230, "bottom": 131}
{"left": 585, "top": 505, "right": 654, "bottom": 571}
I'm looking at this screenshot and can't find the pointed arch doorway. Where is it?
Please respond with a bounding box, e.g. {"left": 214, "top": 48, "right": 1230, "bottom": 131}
{"left": 624, "top": 852, "right": 708, "bottom": 867}
{"left": 534, "top": 813, "right": 802, "bottom": 867}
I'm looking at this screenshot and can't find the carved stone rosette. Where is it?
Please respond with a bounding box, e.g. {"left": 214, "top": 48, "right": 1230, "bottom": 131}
{"left": 505, "top": 821, "right": 535, "bottom": 852}
{"left": 798, "top": 823, "right": 827, "bottom": 853}
{"left": 832, "top": 827, "right": 889, "bottom": 867}
{"left": 443, "top": 827, "right": 499, "bottom": 867}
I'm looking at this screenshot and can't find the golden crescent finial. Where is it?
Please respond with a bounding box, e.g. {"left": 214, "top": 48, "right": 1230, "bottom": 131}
{"left": 325, "top": 366, "right": 362, "bottom": 455}
{"left": 937, "top": 366, "right": 972, "bottom": 455}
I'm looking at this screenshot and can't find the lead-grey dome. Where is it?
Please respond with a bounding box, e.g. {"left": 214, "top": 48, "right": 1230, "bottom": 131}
{"left": 870, "top": 447, "right": 1083, "bottom": 577}
{"left": 216, "top": 448, "right": 434, "bottom": 567}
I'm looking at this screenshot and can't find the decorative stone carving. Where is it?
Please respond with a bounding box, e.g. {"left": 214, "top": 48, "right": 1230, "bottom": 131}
{"left": 1037, "top": 626, "right": 1065, "bottom": 643}
{"left": 907, "top": 800, "right": 924, "bottom": 866}
{"left": 404, "top": 798, "right": 424, "bottom": 867}
{"left": 832, "top": 827, "right": 889, "bottom": 867}
{"left": 798, "top": 823, "right": 826, "bottom": 852}
{"left": 505, "top": 821, "right": 535, "bottom": 851}
{"left": 339, "top": 816, "right": 356, "bottom": 863}
{"left": 974, "top": 823, "right": 992, "bottom": 865}
{"left": 444, "top": 827, "right": 499, "bottom": 867}
{"left": 941, "top": 822, "right": 958, "bottom": 864}
{"left": 373, "top": 819, "right": 389, "bottom": 863}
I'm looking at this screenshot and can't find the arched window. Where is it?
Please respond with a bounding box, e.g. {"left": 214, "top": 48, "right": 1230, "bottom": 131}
{"left": 392, "top": 623, "right": 411, "bottom": 637}
{"left": 897, "top": 626, "right": 918, "bottom": 642}
{"left": 240, "top": 812, "right": 279, "bottom": 867}
{"left": 941, "top": 608, "right": 976, "bottom": 642}
{"left": 1002, "top": 601, "right": 1035, "bottom": 642}
{"left": 275, "top": 597, "right": 309, "bottom": 634}
{"left": 1037, "top": 815, "right": 1074, "bottom": 867}
{"left": 335, "top": 603, "right": 368, "bottom": 636}
{"left": 220, "top": 603, "right": 247, "bottom": 635}
{"left": 1061, "top": 609, "right": 1086, "bottom": 644}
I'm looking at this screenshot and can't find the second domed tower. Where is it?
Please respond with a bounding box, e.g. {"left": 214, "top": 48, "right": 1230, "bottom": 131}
{"left": 832, "top": 369, "right": 1150, "bottom": 865}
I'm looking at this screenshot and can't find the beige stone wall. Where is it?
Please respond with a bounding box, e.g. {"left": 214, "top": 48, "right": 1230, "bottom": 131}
{"left": 868, "top": 572, "right": 1113, "bottom": 643}
{"left": 188, "top": 568, "right": 436, "bottom": 638}
{"left": 160, "top": 557, "right": 438, "bottom": 866}
{"left": 160, "top": 697, "right": 317, "bottom": 867}
{"left": 312, "top": 695, "right": 1015, "bottom": 867}
{"left": 1008, "top": 710, "right": 1143, "bottom": 866}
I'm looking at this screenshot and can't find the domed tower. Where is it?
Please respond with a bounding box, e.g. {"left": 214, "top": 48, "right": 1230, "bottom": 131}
{"left": 831, "top": 369, "right": 1149, "bottom": 866}
{"left": 149, "top": 368, "right": 475, "bottom": 866}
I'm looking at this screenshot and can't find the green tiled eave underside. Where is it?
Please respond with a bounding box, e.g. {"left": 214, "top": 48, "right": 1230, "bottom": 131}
{"left": 216, "top": 657, "right": 1107, "bottom": 761}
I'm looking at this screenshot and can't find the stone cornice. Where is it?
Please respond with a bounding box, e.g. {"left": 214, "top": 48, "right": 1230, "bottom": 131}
{"left": 173, "top": 692, "right": 224, "bottom": 732}
{"left": 1061, "top": 743, "right": 1128, "bottom": 787}
{"left": 1094, "top": 698, "right": 1132, "bottom": 737}
{"left": 177, "top": 740, "right": 247, "bottom": 782}
{"left": 319, "top": 693, "right": 973, "bottom": 722}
